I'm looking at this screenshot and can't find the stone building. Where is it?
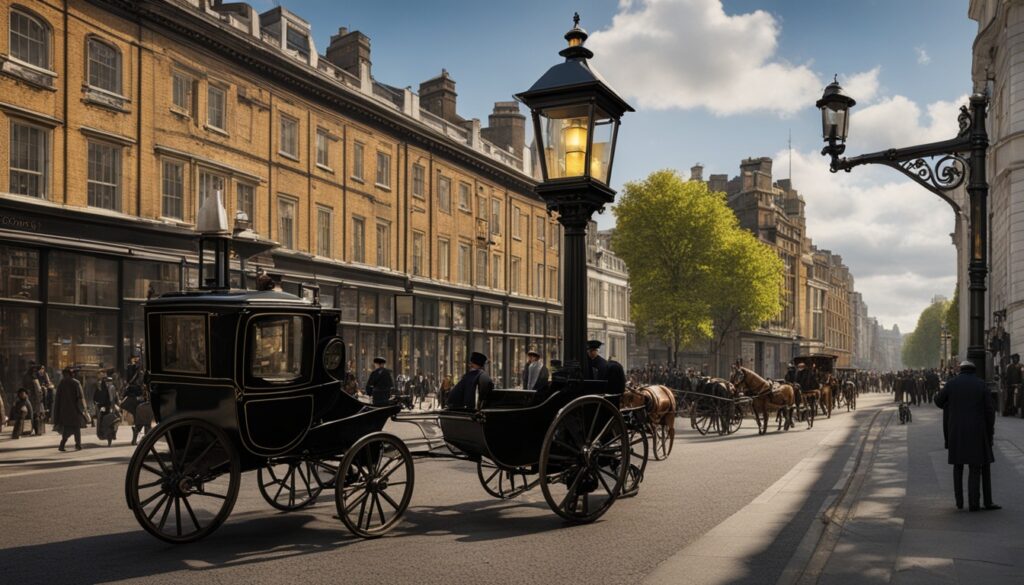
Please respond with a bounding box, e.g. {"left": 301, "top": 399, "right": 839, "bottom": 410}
{"left": 0, "top": 0, "right": 563, "bottom": 399}
{"left": 586, "top": 223, "right": 635, "bottom": 369}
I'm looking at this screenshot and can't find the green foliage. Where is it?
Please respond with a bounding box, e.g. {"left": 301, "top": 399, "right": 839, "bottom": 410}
{"left": 611, "top": 170, "right": 784, "bottom": 364}
{"left": 944, "top": 287, "right": 959, "bottom": 355}
{"left": 902, "top": 299, "right": 950, "bottom": 368}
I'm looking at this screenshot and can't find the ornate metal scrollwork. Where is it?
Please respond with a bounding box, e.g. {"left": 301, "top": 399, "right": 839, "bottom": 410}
{"left": 890, "top": 154, "right": 969, "bottom": 193}
{"left": 957, "top": 105, "right": 972, "bottom": 137}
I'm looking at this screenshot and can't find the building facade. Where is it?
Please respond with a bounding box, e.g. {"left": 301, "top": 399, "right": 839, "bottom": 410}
{"left": 586, "top": 223, "right": 635, "bottom": 369}
{"left": 0, "top": 0, "right": 563, "bottom": 401}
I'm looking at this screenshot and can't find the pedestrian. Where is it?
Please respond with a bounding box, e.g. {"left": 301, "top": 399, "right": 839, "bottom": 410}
{"left": 586, "top": 339, "right": 609, "bottom": 380}
{"left": 28, "top": 373, "right": 45, "bottom": 436}
{"left": 125, "top": 354, "right": 144, "bottom": 396}
{"left": 446, "top": 352, "right": 493, "bottom": 410}
{"left": 94, "top": 369, "right": 120, "bottom": 446}
{"left": 120, "top": 384, "right": 148, "bottom": 446}
{"left": 342, "top": 372, "right": 359, "bottom": 396}
{"left": 1004, "top": 353, "right": 1023, "bottom": 416}
{"left": 0, "top": 382, "right": 6, "bottom": 436}
{"left": 364, "top": 357, "right": 394, "bottom": 407}
{"left": 412, "top": 371, "right": 428, "bottom": 409}
{"left": 437, "top": 374, "right": 453, "bottom": 409}
{"left": 522, "top": 349, "right": 549, "bottom": 391}
{"left": 133, "top": 394, "right": 154, "bottom": 444}
{"left": 934, "top": 360, "right": 1000, "bottom": 511}
{"left": 9, "top": 388, "right": 32, "bottom": 439}
{"left": 33, "top": 365, "right": 55, "bottom": 426}
{"left": 52, "top": 368, "right": 87, "bottom": 451}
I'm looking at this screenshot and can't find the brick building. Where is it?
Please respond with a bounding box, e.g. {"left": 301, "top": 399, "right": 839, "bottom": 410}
{"left": 0, "top": 0, "right": 562, "bottom": 399}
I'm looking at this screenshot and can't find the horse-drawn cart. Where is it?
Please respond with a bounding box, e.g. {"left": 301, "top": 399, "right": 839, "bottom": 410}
{"left": 125, "top": 289, "right": 414, "bottom": 543}
{"left": 681, "top": 379, "right": 750, "bottom": 437}
{"left": 793, "top": 354, "right": 839, "bottom": 418}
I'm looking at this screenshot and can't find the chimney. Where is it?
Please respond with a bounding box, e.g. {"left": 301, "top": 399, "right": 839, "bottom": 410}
{"left": 707, "top": 173, "right": 728, "bottom": 194}
{"left": 325, "top": 27, "right": 371, "bottom": 78}
{"left": 689, "top": 163, "right": 704, "bottom": 182}
{"left": 740, "top": 157, "right": 773, "bottom": 191}
{"left": 481, "top": 101, "right": 526, "bottom": 154}
{"left": 419, "top": 69, "right": 460, "bottom": 123}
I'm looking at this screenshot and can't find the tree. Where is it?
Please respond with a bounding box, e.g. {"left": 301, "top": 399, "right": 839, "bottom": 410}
{"left": 902, "top": 299, "right": 950, "bottom": 368}
{"left": 612, "top": 170, "right": 784, "bottom": 367}
{"left": 944, "top": 287, "right": 959, "bottom": 355}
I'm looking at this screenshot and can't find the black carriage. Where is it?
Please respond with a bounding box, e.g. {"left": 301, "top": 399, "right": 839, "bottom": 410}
{"left": 124, "top": 289, "right": 414, "bottom": 543}
{"left": 684, "top": 378, "right": 749, "bottom": 436}
{"left": 794, "top": 354, "right": 838, "bottom": 416}
{"left": 398, "top": 374, "right": 645, "bottom": 523}
{"left": 835, "top": 367, "right": 859, "bottom": 410}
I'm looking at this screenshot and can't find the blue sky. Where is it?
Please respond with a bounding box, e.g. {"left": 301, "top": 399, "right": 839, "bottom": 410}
{"left": 263, "top": 0, "right": 976, "bottom": 331}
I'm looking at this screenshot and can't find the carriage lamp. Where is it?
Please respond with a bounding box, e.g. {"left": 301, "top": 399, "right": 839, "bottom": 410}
{"left": 815, "top": 77, "right": 990, "bottom": 379}
{"left": 515, "top": 12, "right": 633, "bottom": 372}
{"left": 197, "top": 189, "right": 231, "bottom": 290}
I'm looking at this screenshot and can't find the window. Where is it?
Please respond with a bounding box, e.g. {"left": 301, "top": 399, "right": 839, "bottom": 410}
{"left": 412, "top": 164, "right": 425, "bottom": 198}
{"left": 492, "top": 253, "right": 501, "bottom": 289}
{"left": 207, "top": 84, "right": 226, "bottom": 130}
{"left": 9, "top": 121, "right": 47, "bottom": 198}
{"left": 491, "top": 199, "right": 501, "bottom": 235}
{"left": 316, "top": 129, "right": 330, "bottom": 168}
{"left": 49, "top": 252, "right": 117, "bottom": 306}
{"left": 438, "top": 175, "right": 451, "bottom": 212}
{"left": 536, "top": 217, "right": 546, "bottom": 242}
{"left": 550, "top": 223, "right": 559, "bottom": 249}
{"left": 476, "top": 194, "right": 487, "bottom": 220}
{"left": 438, "top": 238, "right": 450, "bottom": 281}
{"left": 458, "top": 182, "right": 471, "bottom": 211}
{"left": 87, "top": 141, "right": 120, "bottom": 210}
{"left": 250, "top": 315, "right": 307, "bottom": 382}
{"left": 277, "top": 196, "right": 296, "bottom": 249}
{"left": 376, "top": 221, "right": 391, "bottom": 268}
{"left": 236, "top": 182, "right": 255, "bottom": 223}
{"left": 476, "top": 249, "right": 488, "bottom": 287}
{"left": 376, "top": 151, "right": 391, "bottom": 187}
{"left": 161, "top": 160, "right": 184, "bottom": 219}
{"left": 458, "top": 243, "right": 471, "bottom": 284}
{"left": 352, "top": 217, "right": 366, "bottom": 262}
{"left": 160, "top": 315, "right": 207, "bottom": 374}
{"left": 510, "top": 256, "right": 521, "bottom": 293}
{"left": 317, "top": 206, "right": 332, "bottom": 257}
{"left": 412, "top": 231, "right": 425, "bottom": 276}
{"left": 279, "top": 115, "right": 298, "bottom": 158}
{"left": 172, "top": 71, "right": 193, "bottom": 114}
{"left": 352, "top": 142, "right": 364, "bottom": 180}
{"left": 198, "top": 169, "right": 226, "bottom": 210}
{"left": 87, "top": 38, "right": 120, "bottom": 94}
{"left": 10, "top": 9, "right": 49, "bottom": 69}
{"left": 548, "top": 266, "right": 558, "bottom": 299}
{"left": 285, "top": 24, "right": 310, "bottom": 59}
{"left": 535, "top": 264, "right": 544, "bottom": 297}
{"left": 512, "top": 207, "right": 521, "bottom": 239}
{"left": 0, "top": 245, "right": 39, "bottom": 300}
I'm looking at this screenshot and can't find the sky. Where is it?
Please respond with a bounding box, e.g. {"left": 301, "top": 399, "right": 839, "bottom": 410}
{"left": 260, "top": 0, "right": 976, "bottom": 332}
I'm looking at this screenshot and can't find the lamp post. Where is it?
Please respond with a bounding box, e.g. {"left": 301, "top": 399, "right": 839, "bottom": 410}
{"left": 940, "top": 324, "right": 951, "bottom": 371}
{"left": 817, "top": 79, "right": 990, "bottom": 380}
{"left": 516, "top": 14, "right": 633, "bottom": 373}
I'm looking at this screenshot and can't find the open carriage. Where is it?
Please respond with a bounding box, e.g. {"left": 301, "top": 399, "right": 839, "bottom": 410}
{"left": 793, "top": 354, "right": 838, "bottom": 417}
{"left": 684, "top": 378, "right": 749, "bottom": 437}
{"left": 835, "top": 367, "right": 859, "bottom": 411}
{"left": 398, "top": 373, "right": 646, "bottom": 523}
{"left": 124, "top": 289, "right": 414, "bottom": 543}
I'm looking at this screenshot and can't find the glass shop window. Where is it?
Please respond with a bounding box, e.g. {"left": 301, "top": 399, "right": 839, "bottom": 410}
{"left": 250, "top": 315, "right": 308, "bottom": 382}
{"left": 160, "top": 314, "right": 207, "bottom": 374}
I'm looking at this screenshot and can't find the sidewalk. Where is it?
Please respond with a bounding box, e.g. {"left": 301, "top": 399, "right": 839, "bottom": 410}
{"left": 810, "top": 400, "right": 1024, "bottom": 584}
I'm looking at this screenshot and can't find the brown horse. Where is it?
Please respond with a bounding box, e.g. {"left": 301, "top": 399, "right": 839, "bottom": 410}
{"left": 730, "top": 366, "right": 796, "bottom": 435}
{"left": 622, "top": 384, "right": 677, "bottom": 458}
{"left": 818, "top": 374, "right": 835, "bottom": 418}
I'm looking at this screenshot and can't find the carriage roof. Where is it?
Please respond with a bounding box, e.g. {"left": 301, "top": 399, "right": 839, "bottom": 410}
{"left": 793, "top": 354, "right": 837, "bottom": 372}
{"left": 147, "top": 289, "right": 315, "bottom": 309}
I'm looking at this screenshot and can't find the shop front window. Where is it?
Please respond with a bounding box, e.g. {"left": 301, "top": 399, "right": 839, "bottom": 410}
{"left": 49, "top": 252, "right": 117, "bottom": 307}
{"left": 439, "top": 301, "right": 452, "bottom": 328}
{"left": 359, "top": 292, "right": 377, "bottom": 323}
{"left": 0, "top": 306, "right": 38, "bottom": 404}
{"left": 453, "top": 303, "right": 467, "bottom": 330}
{"left": 378, "top": 293, "right": 394, "bottom": 325}
{"left": 452, "top": 333, "right": 467, "bottom": 376}
{"left": 415, "top": 297, "right": 438, "bottom": 327}
{"left": 339, "top": 288, "right": 358, "bottom": 323}
{"left": 124, "top": 261, "right": 180, "bottom": 300}
{"left": 47, "top": 308, "right": 117, "bottom": 397}
{"left": 0, "top": 245, "right": 39, "bottom": 300}
{"left": 414, "top": 330, "right": 437, "bottom": 379}
{"left": 438, "top": 333, "right": 451, "bottom": 380}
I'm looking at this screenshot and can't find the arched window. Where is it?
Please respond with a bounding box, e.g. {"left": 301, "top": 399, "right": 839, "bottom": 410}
{"left": 87, "top": 37, "right": 121, "bottom": 94}
{"left": 9, "top": 8, "right": 50, "bottom": 69}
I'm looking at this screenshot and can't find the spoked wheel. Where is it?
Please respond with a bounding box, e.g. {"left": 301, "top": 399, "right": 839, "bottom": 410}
{"left": 125, "top": 418, "right": 240, "bottom": 544}
{"left": 691, "top": 397, "right": 715, "bottom": 436}
{"left": 650, "top": 419, "right": 675, "bottom": 459}
{"left": 335, "top": 432, "right": 414, "bottom": 538}
{"left": 311, "top": 459, "right": 340, "bottom": 489}
{"left": 726, "top": 402, "right": 744, "bottom": 435}
{"left": 477, "top": 458, "right": 535, "bottom": 499}
{"left": 621, "top": 422, "right": 648, "bottom": 497}
{"left": 539, "top": 396, "right": 629, "bottom": 523}
{"left": 257, "top": 459, "right": 323, "bottom": 511}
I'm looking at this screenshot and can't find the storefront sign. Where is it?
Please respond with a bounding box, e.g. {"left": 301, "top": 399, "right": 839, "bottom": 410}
{"left": 0, "top": 213, "right": 40, "bottom": 232}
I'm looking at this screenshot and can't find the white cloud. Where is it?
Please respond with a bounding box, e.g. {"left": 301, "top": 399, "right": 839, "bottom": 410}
{"left": 849, "top": 94, "right": 968, "bottom": 152}
{"left": 841, "top": 67, "right": 881, "bottom": 105}
{"left": 916, "top": 47, "right": 931, "bottom": 65}
{"left": 588, "top": 0, "right": 875, "bottom": 116}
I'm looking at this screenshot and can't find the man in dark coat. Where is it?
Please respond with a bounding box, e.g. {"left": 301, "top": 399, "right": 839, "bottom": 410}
{"left": 125, "top": 354, "right": 144, "bottom": 395}
{"left": 52, "top": 368, "right": 86, "bottom": 451}
{"left": 364, "top": 357, "right": 394, "bottom": 407}
{"left": 447, "top": 352, "right": 494, "bottom": 410}
{"left": 10, "top": 388, "right": 32, "bottom": 439}
{"left": 586, "top": 340, "right": 609, "bottom": 381}
{"left": 521, "top": 349, "right": 549, "bottom": 391}
{"left": 1004, "top": 353, "right": 1023, "bottom": 416}
{"left": 796, "top": 362, "right": 818, "bottom": 392}
{"left": 934, "top": 360, "right": 999, "bottom": 511}
{"left": 28, "top": 374, "right": 45, "bottom": 436}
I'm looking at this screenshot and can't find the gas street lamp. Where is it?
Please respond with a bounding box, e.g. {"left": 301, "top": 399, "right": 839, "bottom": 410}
{"left": 516, "top": 13, "right": 634, "bottom": 373}
{"left": 817, "top": 79, "right": 990, "bottom": 381}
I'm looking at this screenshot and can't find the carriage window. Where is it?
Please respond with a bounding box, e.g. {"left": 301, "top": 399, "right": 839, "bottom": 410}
{"left": 250, "top": 316, "right": 307, "bottom": 382}
{"left": 160, "top": 315, "right": 207, "bottom": 374}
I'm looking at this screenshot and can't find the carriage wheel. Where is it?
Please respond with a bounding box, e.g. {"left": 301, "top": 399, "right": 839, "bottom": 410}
{"left": 258, "top": 459, "right": 323, "bottom": 511}
{"left": 650, "top": 420, "right": 674, "bottom": 460}
{"left": 335, "top": 432, "right": 414, "bottom": 538}
{"left": 477, "top": 458, "right": 534, "bottom": 499}
{"left": 726, "top": 403, "right": 744, "bottom": 435}
{"left": 310, "top": 460, "right": 340, "bottom": 490}
{"left": 690, "top": 397, "right": 714, "bottom": 436}
{"left": 539, "top": 396, "right": 628, "bottom": 523}
{"left": 126, "top": 418, "right": 240, "bottom": 544}
{"left": 621, "top": 422, "right": 648, "bottom": 497}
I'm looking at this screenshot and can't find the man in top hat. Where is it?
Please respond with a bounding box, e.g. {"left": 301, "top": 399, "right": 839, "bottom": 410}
{"left": 447, "top": 352, "right": 494, "bottom": 410}
{"left": 1004, "top": 353, "right": 1024, "bottom": 416}
{"left": 522, "top": 349, "right": 549, "bottom": 391}
{"left": 586, "top": 340, "right": 609, "bottom": 381}
{"left": 935, "top": 360, "right": 999, "bottom": 511}
{"left": 365, "top": 357, "right": 394, "bottom": 407}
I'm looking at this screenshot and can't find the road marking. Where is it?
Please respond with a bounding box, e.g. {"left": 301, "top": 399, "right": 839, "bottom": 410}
{"left": 0, "top": 461, "right": 121, "bottom": 479}
{"left": 4, "top": 482, "right": 100, "bottom": 495}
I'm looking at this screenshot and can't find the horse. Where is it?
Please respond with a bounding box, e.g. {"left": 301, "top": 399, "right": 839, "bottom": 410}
{"left": 816, "top": 374, "right": 834, "bottom": 419}
{"left": 622, "top": 384, "right": 678, "bottom": 457}
{"left": 730, "top": 366, "right": 796, "bottom": 435}
{"left": 842, "top": 380, "right": 857, "bottom": 411}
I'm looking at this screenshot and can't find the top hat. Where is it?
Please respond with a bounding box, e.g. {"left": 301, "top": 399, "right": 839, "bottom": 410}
{"left": 469, "top": 352, "right": 488, "bottom": 367}
{"left": 586, "top": 339, "right": 603, "bottom": 350}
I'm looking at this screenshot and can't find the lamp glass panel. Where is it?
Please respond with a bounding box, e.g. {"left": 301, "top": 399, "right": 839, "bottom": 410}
{"left": 539, "top": 104, "right": 592, "bottom": 180}
{"left": 821, "top": 105, "right": 848, "bottom": 141}
{"left": 591, "top": 112, "right": 615, "bottom": 184}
